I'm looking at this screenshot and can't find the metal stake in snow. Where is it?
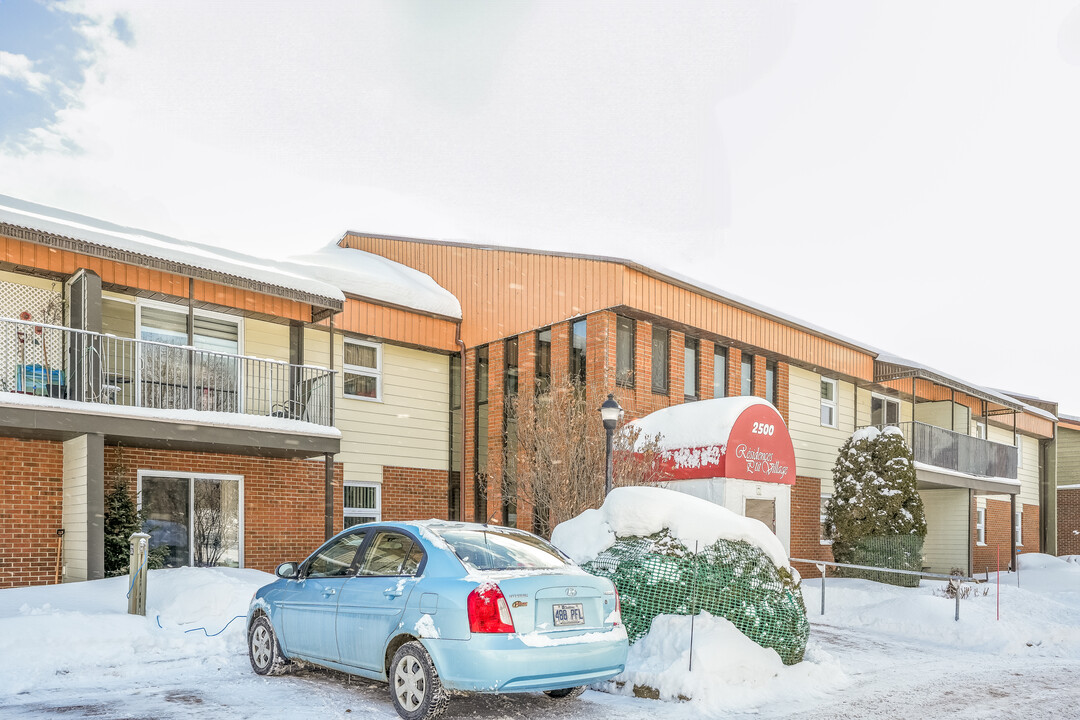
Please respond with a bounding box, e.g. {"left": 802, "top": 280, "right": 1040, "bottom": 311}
{"left": 127, "top": 532, "right": 151, "bottom": 616}
{"left": 996, "top": 544, "right": 1000, "bottom": 622}
{"left": 817, "top": 563, "right": 826, "bottom": 616}
{"left": 688, "top": 540, "right": 698, "bottom": 672}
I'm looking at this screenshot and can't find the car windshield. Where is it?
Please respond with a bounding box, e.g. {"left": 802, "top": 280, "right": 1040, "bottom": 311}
{"left": 434, "top": 527, "right": 570, "bottom": 571}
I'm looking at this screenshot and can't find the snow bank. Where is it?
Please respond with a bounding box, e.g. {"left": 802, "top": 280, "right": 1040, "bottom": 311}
{"left": 610, "top": 612, "right": 847, "bottom": 711}
{"left": 288, "top": 242, "right": 462, "bottom": 319}
{"left": 0, "top": 567, "right": 271, "bottom": 696}
{"left": 551, "top": 486, "right": 789, "bottom": 569}
{"left": 625, "top": 396, "right": 771, "bottom": 452}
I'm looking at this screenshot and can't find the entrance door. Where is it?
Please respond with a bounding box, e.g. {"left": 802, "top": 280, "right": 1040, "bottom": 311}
{"left": 745, "top": 498, "right": 776, "bottom": 533}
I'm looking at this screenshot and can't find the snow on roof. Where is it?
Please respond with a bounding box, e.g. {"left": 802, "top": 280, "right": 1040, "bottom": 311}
{"left": 625, "top": 396, "right": 775, "bottom": 451}
{"left": 874, "top": 350, "right": 1033, "bottom": 413}
{"left": 287, "top": 243, "right": 461, "bottom": 320}
{"left": 986, "top": 388, "right": 1060, "bottom": 423}
{"left": 551, "top": 486, "right": 789, "bottom": 569}
{"left": 0, "top": 194, "right": 344, "bottom": 306}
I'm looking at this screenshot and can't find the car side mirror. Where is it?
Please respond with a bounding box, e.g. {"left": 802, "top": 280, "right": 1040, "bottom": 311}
{"left": 275, "top": 562, "right": 300, "bottom": 580}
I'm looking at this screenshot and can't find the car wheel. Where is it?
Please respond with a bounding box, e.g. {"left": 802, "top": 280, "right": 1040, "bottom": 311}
{"left": 389, "top": 640, "right": 449, "bottom": 720}
{"left": 248, "top": 615, "right": 289, "bottom": 676}
{"left": 544, "top": 686, "right": 586, "bottom": 699}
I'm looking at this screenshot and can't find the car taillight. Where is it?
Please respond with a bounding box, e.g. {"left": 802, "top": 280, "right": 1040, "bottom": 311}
{"left": 612, "top": 587, "right": 622, "bottom": 627}
{"left": 467, "top": 584, "right": 516, "bottom": 633}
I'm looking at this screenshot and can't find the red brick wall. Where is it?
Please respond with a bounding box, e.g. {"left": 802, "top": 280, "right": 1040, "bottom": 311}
{"left": 382, "top": 466, "right": 451, "bottom": 522}
{"left": 104, "top": 446, "right": 343, "bottom": 574}
{"left": 790, "top": 475, "right": 833, "bottom": 579}
{"left": 0, "top": 438, "right": 64, "bottom": 589}
{"left": 1059, "top": 488, "right": 1080, "bottom": 556}
{"left": 972, "top": 497, "right": 1040, "bottom": 573}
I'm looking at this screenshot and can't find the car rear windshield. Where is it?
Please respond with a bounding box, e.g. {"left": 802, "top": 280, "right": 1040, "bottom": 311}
{"left": 434, "top": 528, "right": 570, "bottom": 571}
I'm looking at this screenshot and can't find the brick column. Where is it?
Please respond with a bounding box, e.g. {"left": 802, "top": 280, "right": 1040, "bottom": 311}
{"left": 669, "top": 329, "right": 685, "bottom": 403}
{"left": 634, "top": 320, "right": 654, "bottom": 419}
{"left": 700, "top": 342, "right": 715, "bottom": 400}
{"left": 728, "top": 347, "right": 743, "bottom": 396}
{"left": 587, "top": 310, "right": 617, "bottom": 405}
{"left": 486, "top": 342, "right": 505, "bottom": 523}
{"left": 516, "top": 332, "right": 536, "bottom": 530}
{"left": 462, "top": 348, "right": 476, "bottom": 523}
{"left": 753, "top": 354, "right": 767, "bottom": 398}
{"left": 777, "top": 362, "right": 791, "bottom": 423}
{"left": 551, "top": 322, "right": 570, "bottom": 387}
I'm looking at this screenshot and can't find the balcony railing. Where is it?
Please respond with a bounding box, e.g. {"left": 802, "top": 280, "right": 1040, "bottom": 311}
{"left": 864, "top": 421, "right": 1017, "bottom": 480}
{"left": 1, "top": 316, "right": 334, "bottom": 427}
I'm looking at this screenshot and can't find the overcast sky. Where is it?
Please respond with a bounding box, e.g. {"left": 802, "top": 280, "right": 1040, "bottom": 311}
{"left": 2, "top": 1, "right": 1078, "bottom": 414}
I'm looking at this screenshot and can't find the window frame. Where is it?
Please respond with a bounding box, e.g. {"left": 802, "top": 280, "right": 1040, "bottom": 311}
{"left": 505, "top": 337, "right": 519, "bottom": 397}
{"left": 535, "top": 328, "right": 552, "bottom": 395}
{"left": 871, "top": 393, "right": 901, "bottom": 427}
{"left": 344, "top": 482, "right": 382, "bottom": 527}
{"left": 1015, "top": 509, "right": 1023, "bottom": 546}
{"left": 569, "top": 319, "right": 587, "bottom": 386}
{"left": 356, "top": 529, "right": 426, "bottom": 577}
{"left": 684, "top": 337, "right": 699, "bottom": 400}
{"left": 740, "top": 353, "right": 755, "bottom": 397}
{"left": 651, "top": 326, "right": 669, "bottom": 395}
{"left": 616, "top": 316, "right": 635, "bottom": 388}
{"left": 343, "top": 337, "right": 383, "bottom": 402}
{"left": 976, "top": 507, "right": 986, "bottom": 546}
{"left": 820, "top": 377, "right": 838, "bottom": 428}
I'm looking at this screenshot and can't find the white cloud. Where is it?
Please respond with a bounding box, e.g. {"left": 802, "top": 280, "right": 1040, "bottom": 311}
{"left": 0, "top": 50, "right": 50, "bottom": 93}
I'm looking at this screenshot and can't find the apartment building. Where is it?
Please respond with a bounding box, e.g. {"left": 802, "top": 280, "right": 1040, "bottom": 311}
{"left": 0, "top": 196, "right": 457, "bottom": 588}
{"left": 342, "top": 233, "right": 1059, "bottom": 578}
{"left": 1057, "top": 414, "right": 1080, "bottom": 556}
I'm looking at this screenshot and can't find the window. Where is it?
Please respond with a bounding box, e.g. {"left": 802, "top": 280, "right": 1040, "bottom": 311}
{"left": 344, "top": 339, "right": 381, "bottom": 400}
{"left": 450, "top": 355, "right": 461, "bottom": 411}
{"left": 651, "top": 326, "right": 669, "bottom": 394}
{"left": 432, "top": 527, "right": 570, "bottom": 571}
{"left": 1015, "top": 509, "right": 1023, "bottom": 546}
{"left": 570, "top": 319, "right": 587, "bottom": 385}
{"left": 536, "top": 328, "right": 551, "bottom": 394}
{"left": 975, "top": 421, "right": 986, "bottom": 439}
{"left": 505, "top": 337, "right": 519, "bottom": 396}
{"left": 344, "top": 483, "right": 381, "bottom": 527}
{"left": 358, "top": 531, "right": 424, "bottom": 576}
{"left": 475, "top": 346, "right": 490, "bottom": 522}
{"left": 137, "top": 301, "right": 242, "bottom": 412}
{"left": 740, "top": 353, "right": 754, "bottom": 397}
{"left": 820, "top": 378, "right": 838, "bottom": 428}
{"left": 616, "top": 316, "right": 635, "bottom": 387}
{"left": 976, "top": 507, "right": 986, "bottom": 545}
{"left": 820, "top": 493, "right": 832, "bottom": 544}
{"left": 871, "top": 394, "right": 900, "bottom": 427}
{"left": 713, "top": 345, "right": 728, "bottom": 398}
{"left": 765, "top": 359, "right": 777, "bottom": 405}
{"left": 306, "top": 530, "right": 368, "bottom": 578}
{"left": 684, "top": 339, "right": 699, "bottom": 399}
{"left": 139, "top": 471, "right": 242, "bottom": 568}
{"left": 449, "top": 354, "right": 462, "bottom": 521}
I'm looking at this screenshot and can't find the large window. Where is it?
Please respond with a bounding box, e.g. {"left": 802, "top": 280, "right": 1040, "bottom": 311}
{"left": 344, "top": 338, "right": 381, "bottom": 400}
{"left": 740, "top": 353, "right": 754, "bottom": 397}
{"left": 684, "top": 338, "right": 699, "bottom": 400}
{"left": 714, "top": 345, "right": 728, "bottom": 398}
{"left": 616, "top": 316, "right": 635, "bottom": 387}
{"left": 765, "top": 359, "right": 777, "bottom": 405}
{"left": 137, "top": 301, "right": 241, "bottom": 412}
{"left": 651, "top": 326, "right": 669, "bottom": 394}
{"left": 820, "top": 377, "right": 838, "bottom": 428}
{"left": 139, "top": 471, "right": 242, "bottom": 568}
{"left": 871, "top": 394, "right": 900, "bottom": 427}
{"left": 570, "top": 319, "right": 587, "bottom": 385}
{"left": 344, "top": 483, "right": 381, "bottom": 527}
{"left": 536, "top": 328, "right": 551, "bottom": 394}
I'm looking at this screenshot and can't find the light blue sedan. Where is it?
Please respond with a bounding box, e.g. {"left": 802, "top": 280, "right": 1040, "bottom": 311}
{"left": 246, "top": 520, "right": 628, "bottom": 719}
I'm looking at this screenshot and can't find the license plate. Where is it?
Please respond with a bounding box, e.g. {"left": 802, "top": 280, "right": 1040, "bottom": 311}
{"left": 553, "top": 603, "right": 584, "bottom": 627}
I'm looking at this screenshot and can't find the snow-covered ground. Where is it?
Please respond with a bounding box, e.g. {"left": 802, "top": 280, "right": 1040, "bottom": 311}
{"left": 3, "top": 555, "right": 1080, "bottom": 719}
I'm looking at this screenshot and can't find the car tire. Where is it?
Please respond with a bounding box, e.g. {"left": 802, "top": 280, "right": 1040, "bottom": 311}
{"left": 544, "top": 686, "right": 586, "bottom": 699}
{"left": 389, "top": 640, "right": 449, "bottom": 720}
{"left": 248, "top": 615, "right": 290, "bottom": 676}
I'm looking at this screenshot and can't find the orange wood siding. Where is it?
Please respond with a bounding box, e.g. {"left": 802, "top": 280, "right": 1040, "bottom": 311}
{"left": 1, "top": 234, "right": 311, "bottom": 322}
{"left": 329, "top": 297, "right": 459, "bottom": 352}
{"left": 344, "top": 234, "right": 874, "bottom": 380}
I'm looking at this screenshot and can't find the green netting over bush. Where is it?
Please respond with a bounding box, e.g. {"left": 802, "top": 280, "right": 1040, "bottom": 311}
{"left": 583, "top": 530, "right": 809, "bottom": 665}
{"left": 839, "top": 535, "right": 925, "bottom": 588}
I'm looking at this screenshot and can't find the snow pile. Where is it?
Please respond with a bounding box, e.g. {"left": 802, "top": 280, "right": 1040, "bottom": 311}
{"left": 610, "top": 612, "right": 846, "bottom": 711}
{"left": 288, "top": 242, "right": 462, "bottom": 319}
{"left": 0, "top": 567, "right": 269, "bottom": 696}
{"left": 551, "top": 486, "right": 789, "bottom": 569}
{"left": 624, "top": 396, "right": 771, "bottom": 452}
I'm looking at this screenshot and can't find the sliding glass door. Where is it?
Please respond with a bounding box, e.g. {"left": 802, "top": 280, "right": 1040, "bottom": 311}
{"left": 140, "top": 473, "right": 243, "bottom": 568}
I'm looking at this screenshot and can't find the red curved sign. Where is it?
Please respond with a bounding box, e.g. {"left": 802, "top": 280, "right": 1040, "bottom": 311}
{"left": 650, "top": 402, "right": 795, "bottom": 484}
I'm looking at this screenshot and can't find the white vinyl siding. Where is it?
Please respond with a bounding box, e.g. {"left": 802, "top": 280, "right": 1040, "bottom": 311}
{"left": 789, "top": 366, "right": 857, "bottom": 491}
{"left": 62, "top": 435, "right": 90, "bottom": 581}
{"left": 920, "top": 488, "right": 969, "bottom": 574}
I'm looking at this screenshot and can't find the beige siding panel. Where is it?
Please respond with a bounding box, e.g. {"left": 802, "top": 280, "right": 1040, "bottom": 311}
{"left": 1059, "top": 426, "right": 1080, "bottom": 486}
{"left": 789, "top": 366, "right": 860, "bottom": 492}
{"left": 101, "top": 298, "right": 135, "bottom": 338}
{"left": 0, "top": 268, "right": 58, "bottom": 292}
{"left": 62, "top": 435, "right": 89, "bottom": 582}
{"left": 915, "top": 401, "right": 954, "bottom": 430}
{"left": 245, "top": 319, "right": 290, "bottom": 363}
{"left": 921, "top": 488, "right": 969, "bottom": 574}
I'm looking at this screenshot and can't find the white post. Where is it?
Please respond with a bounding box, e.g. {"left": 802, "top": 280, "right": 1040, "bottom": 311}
{"left": 127, "top": 532, "right": 151, "bottom": 616}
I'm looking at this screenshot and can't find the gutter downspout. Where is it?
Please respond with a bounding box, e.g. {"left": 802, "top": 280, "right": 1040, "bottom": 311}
{"left": 456, "top": 322, "right": 467, "bottom": 522}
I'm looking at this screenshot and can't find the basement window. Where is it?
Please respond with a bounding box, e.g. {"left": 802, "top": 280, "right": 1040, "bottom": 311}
{"left": 344, "top": 483, "right": 381, "bottom": 528}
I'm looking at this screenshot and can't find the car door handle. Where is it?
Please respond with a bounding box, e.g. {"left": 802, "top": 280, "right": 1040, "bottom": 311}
{"left": 322, "top": 588, "right": 337, "bottom": 598}
{"left": 383, "top": 588, "right": 403, "bottom": 598}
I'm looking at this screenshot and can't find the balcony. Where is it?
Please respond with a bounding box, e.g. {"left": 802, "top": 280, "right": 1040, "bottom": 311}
{"left": 866, "top": 421, "right": 1017, "bottom": 481}
{"left": 1, "top": 316, "right": 334, "bottom": 427}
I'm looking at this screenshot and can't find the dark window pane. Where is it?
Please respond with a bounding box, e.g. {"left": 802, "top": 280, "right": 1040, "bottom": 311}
{"left": 344, "top": 342, "right": 378, "bottom": 369}
{"left": 450, "top": 355, "right": 461, "bottom": 410}
{"left": 344, "top": 485, "right": 377, "bottom": 510}
{"left": 652, "top": 327, "right": 669, "bottom": 393}
{"left": 141, "top": 476, "right": 190, "bottom": 569}
{"left": 358, "top": 532, "right": 418, "bottom": 576}
{"left": 570, "top": 319, "right": 587, "bottom": 385}
{"left": 616, "top": 317, "right": 635, "bottom": 387}
{"left": 714, "top": 346, "right": 727, "bottom": 398}
{"left": 505, "top": 337, "right": 519, "bottom": 396}
{"left": 536, "top": 328, "right": 551, "bottom": 394}
{"left": 684, "top": 339, "right": 698, "bottom": 398}
{"left": 307, "top": 531, "right": 367, "bottom": 578}
{"left": 344, "top": 372, "right": 377, "bottom": 398}
{"left": 476, "top": 346, "right": 489, "bottom": 404}
{"left": 741, "top": 354, "right": 754, "bottom": 397}
{"left": 765, "top": 360, "right": 777, "bottom": 405}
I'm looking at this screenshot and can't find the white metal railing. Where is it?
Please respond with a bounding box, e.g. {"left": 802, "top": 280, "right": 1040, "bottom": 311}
{"left": 1, "top": 316, "right": 334, "bottom": 426}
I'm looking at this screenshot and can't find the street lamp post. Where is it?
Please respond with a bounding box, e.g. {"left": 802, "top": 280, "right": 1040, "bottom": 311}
{"left": 600, "top": 393, "right": 622, "bottom": 496}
